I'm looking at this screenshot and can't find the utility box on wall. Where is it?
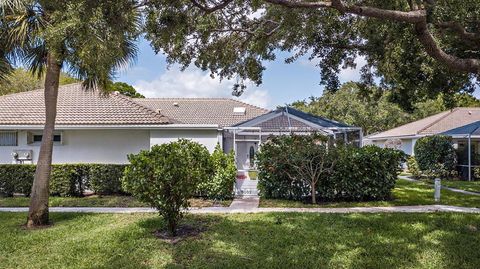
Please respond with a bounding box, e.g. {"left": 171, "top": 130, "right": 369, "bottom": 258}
{"left": 12, "top": 150, "right": 33, "bottom": 164}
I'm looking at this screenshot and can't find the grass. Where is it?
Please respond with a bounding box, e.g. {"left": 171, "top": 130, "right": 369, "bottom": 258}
{"left": 0, "top": 196, "right": 232, "bottom": 208}
{"left": 425, "top": 179, "right": 480, "bottom": 193}
{"left": 1, "top": 212, "right": 480, "bottom": 268}
{"left": 260, "top": 179, "right": 480, "bottom": 208}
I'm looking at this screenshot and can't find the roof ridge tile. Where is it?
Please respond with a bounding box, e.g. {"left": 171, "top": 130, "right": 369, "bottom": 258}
{"left": 120, "top": 95, "right": 178, "bottom": 124}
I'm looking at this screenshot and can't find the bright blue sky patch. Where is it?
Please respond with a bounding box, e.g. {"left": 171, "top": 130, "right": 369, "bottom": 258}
{"left": 116, "top": 38, "right": 363, "bottom": 109}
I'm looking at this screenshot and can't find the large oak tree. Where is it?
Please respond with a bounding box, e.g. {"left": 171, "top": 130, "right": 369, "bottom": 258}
{"left": 143, "top": 0, "right": 480, "bottom": 110}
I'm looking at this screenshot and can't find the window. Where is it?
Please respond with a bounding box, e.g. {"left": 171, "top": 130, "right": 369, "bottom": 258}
{"left": 28, "top": 132, "right": 62, "bottom": 144}
{"left": 0, "top": 132, "right": 17, "bottom": 146}
{"left": 249, "top": 146, "right": 255, "bottom": 168}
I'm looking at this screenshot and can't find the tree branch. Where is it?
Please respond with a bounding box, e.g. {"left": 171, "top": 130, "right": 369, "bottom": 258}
{"left": 414, "top": 21, "right": 480, "bottom": 73}
{"left": 190, "top": 0, "right": 234, "bottom": 13}
{"left": 436, "top": 21, "right": 480, "bottom": 42}
{"left": 262, "top": 0, "right": 480, "bottom": 74}
{"left": 264, "top": 0, "right": 426, "bottom": 23}
{"left": 263, "top": 0, "right": 332, "bottom": 8}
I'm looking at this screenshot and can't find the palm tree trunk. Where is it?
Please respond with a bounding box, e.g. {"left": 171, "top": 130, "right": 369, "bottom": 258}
{"left": 26, "top": 53, "right": 61, "bottom": 228}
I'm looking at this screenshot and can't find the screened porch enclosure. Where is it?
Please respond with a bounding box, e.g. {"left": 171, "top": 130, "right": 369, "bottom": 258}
{"left": 223, "top": 126, "right": 363, "bottom": 175}
{"left": 442, "top": 120, "right": 480, "bottom": 181}
{"left": 222, "top": 107, "right": 362, "bottom": 196}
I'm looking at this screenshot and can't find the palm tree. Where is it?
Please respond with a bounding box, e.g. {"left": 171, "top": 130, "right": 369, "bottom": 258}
{"left": 1, "top": 0, "right": 141, "bottom": 227}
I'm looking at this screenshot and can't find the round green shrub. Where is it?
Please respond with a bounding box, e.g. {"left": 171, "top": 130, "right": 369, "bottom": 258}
{"left": 414, "top": 135, "right": 457, "bottom": 178}
{"left": 122, "top": 139, "right": 211, "bottom": 235}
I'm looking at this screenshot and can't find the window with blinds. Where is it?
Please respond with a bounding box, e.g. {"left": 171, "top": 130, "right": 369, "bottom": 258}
{"left": 0, "top": 132, "right": 18, "bottom": 146}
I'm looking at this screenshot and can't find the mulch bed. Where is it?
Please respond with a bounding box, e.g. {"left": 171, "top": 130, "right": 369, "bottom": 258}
{"left": 153, "top": 223, "right": 207, "bottom": 244}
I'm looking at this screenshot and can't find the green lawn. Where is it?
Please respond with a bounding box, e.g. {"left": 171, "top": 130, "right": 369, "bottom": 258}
{"left": 1, "top": 212, "right": 479, "bottom": 268}
{"left": 0, "top": 196, "right": 231, "bottom": 208}
{"left": 260, "top": 179, "right": 480, "bottom": 208}
{"left": 425, "top": 179, "right": 480, "bottom": 193}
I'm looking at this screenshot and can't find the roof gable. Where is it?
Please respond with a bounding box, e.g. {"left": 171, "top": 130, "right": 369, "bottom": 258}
{"left": 0, "top": 84, "right": 171, "bottom": 126}
{"left": 283, "top": 107, "right": 352, "bottom": 128}
{"left": 235, "top": 106, "right": 355, "bottom": 131}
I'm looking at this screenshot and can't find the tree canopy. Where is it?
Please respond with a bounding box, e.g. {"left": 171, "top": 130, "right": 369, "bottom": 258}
{"left": 143, "top": 0, "right": 480, "bottom": 110}
{"left": 0, "top": 69, "right": 79, "bottom": 96}
{"left": 292, "top": 82, "right": 480, "bottom": 135}
{"left": 107, "top": 82, "right": 145, "bottom": 98}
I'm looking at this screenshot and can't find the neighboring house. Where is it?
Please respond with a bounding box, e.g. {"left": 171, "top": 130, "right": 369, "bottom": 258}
{"left": 365, "top": 107, "right": 480, "bottom": 156}
{"left": 0, "top": 84, "right": 360, "bottom": 174}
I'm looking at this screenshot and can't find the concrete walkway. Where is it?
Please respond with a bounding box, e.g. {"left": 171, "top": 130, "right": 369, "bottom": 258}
{"left": 1, "top": 205, "right": 479, "bottom": 214}
{"left": 399, "top": 175, "right": 480, "bottom": 196}
{"left": 229, "top": 196, "right": 260, "bottom": 210}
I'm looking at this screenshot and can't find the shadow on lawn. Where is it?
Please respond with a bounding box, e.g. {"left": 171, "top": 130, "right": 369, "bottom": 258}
{"left": 152, "top": 213, "right": 480, "bottom": 269}
{"left": 40, "top": 212, "right": 477, "bottom": 269}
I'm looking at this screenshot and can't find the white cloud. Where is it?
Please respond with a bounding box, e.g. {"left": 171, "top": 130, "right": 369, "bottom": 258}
{"left": 134, "top": 67, "right": 271, "bottom": 108}
{"left": 338, "top": 56, "right": 367, "bottom": 82}
{"left": 248, "top": 8, "right": 265, "bottom": 19}
{"left": 299, "top": 55, "right": 367, "bottom": 83}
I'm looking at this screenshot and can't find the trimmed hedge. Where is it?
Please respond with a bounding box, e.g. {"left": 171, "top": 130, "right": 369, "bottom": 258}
{"left": 89, "top": 164, "right": 127, "bottom": 195}
{"left": 257, "top": 135, "right": 405, "bottom": 203}
{"left": 319, "top": 145, "right": 404, "bottom": 201}
{"left": 0, "top": 164, "right": 35, "bottom": 197}
{"left": 0, "top": 164, "right": 127, "bottom": 197}
{"left": 196, "top": 143, "right": 236, "bottom": 200}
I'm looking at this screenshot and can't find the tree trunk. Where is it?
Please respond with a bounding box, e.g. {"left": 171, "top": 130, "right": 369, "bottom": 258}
{"left": 26, "top": 53, "right": 61, "bottom": 228}
{"left": 311, "top": 181, "right": 316, "bottom": 204}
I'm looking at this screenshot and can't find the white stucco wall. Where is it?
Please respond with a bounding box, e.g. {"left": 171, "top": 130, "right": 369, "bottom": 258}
{"left": 0, "top": 129, "right": 150, "bottom": 164}
{"left": 400, "top": 139, "right": 413, "bottom": 156}
{"left": 371, "top": 139, "right": 386, "bottom": 148}
{"left": 0, "top": 128, "right": 223, "bottom": 164}
{"left": 149, "top": 129, "right": 221, "bottom": 152}
{"left": 367, "top": 138, "right": 416, "bottom": 156}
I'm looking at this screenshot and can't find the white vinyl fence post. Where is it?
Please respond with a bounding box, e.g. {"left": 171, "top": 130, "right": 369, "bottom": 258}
{"left": 434, "top": 178, "right": 441, "bottom": 203}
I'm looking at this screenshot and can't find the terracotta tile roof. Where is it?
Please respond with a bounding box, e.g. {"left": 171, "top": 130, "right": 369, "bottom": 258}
{"left": 0, "top": 83, "right": 171, "bottom": 126}
{"left": 134, "top": 98, "right": 269, "bottom": 127}
{"left": 367, "top": 108, "right": 480, "bottom": 139}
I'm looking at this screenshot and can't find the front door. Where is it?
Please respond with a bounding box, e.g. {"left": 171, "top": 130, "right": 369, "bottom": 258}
{"left": 237, "top": 142, "right": 258, "bottom": 170}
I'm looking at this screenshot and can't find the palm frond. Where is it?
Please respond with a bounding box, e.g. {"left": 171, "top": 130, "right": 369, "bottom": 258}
{"left": 7, "top": 3, "right": 45, "bottom": 49}
{"left": 63, "top": 1, "right": 141, "bottom": 92}
{"left": 23, "top": 41, "right": 47, "bottom": 78}
{"left": 0, "top": 0, "right": 29, "bottom": 12}
{"left": 0, "top": 57, "right": 14, "bottom": 81}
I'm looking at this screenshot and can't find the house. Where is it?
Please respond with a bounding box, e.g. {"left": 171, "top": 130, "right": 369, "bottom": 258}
{"left": 365, "top": 107, "right": 480, "bottom": 157}
{"left": 0, "top": 83, "right": 361, "bottom": 173}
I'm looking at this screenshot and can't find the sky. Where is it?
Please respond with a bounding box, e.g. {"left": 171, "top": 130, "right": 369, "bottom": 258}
{"left": 115, "top": 38, "right": 363, "bottom": 109}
